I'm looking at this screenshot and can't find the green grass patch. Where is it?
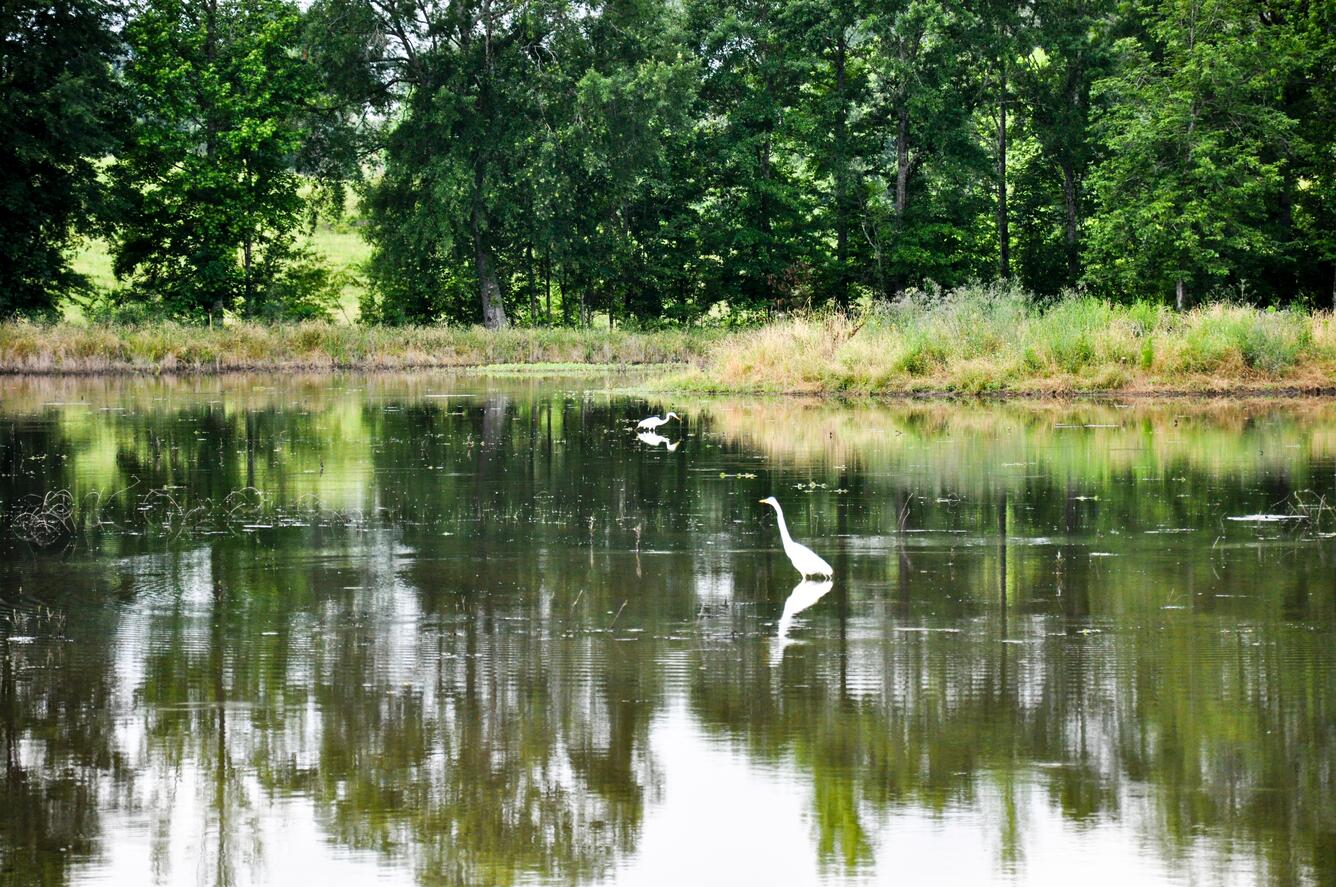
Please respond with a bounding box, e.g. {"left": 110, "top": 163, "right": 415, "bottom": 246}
{"left": 62, "top": 214, "right": 372, "bottom": 324}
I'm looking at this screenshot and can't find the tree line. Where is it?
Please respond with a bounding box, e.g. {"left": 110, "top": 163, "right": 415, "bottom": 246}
{"left": 3, "top": 0, "right": 1334, "bottom": 327}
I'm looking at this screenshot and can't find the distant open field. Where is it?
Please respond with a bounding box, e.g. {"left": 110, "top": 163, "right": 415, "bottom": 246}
{"left": 68, "top": 214, "right": 372, "bottom": 323}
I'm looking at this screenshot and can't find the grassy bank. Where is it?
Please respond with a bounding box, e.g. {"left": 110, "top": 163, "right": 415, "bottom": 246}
{"left": 7, "top": 286, "right": 1336, "bottom": 392}
{"left": 0, "top": 321, "right": 712, "bottom": 374}
{"left": 667, "top": 286, "right": 1336, "bottom": 395}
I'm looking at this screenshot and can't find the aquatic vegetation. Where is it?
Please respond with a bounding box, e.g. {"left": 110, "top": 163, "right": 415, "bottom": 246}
{"left": 7, "top": 483, "right": 380, "bottom": 547}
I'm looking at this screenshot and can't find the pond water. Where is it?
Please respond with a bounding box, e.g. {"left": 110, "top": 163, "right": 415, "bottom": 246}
{"left": 1, "top": 374, "right": 1333, "bottom": 887}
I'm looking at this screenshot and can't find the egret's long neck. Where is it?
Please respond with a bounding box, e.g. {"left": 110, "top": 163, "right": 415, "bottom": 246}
{"left": 772, "top": 505, "right": 795, "bottom": 551}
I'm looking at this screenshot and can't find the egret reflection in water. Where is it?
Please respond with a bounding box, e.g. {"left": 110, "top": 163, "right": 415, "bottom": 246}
{"left": 636, "top": 430, "right": 681, "bottom": 451}
{"left": 771, "top": 578, "right": 835, "bottom": 664}
{"left": 2, "top": 377, "right": 1335, "bottom": 887}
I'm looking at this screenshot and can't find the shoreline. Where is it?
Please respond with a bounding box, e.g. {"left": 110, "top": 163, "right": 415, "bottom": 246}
{"left": 2, "top": 358, "right": 1333, "bottom": 401}
{"left": 0, "top": 320, "right": 712, "bottom": 376}
{"left": 6, "top": 297, "right": 1336, "bottom": 401}
{"left": 0, "top": 359, "right": 678, "bottom": 377}
{"left": 643, "top": 382, "right": 1336, "bottom": 401}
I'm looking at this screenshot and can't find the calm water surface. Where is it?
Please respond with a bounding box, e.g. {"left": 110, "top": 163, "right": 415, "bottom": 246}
{"left": 1, "top": 374, "right": 1333, "bottom": 886}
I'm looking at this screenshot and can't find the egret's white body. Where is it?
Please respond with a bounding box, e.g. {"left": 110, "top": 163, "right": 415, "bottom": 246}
{"left": 636, "top": 411, "right": 679, "bottom": 432}
{"left": 637, "top": 431, "right": 681, "bottom": 452}
{"left": 759, "top": 496, "right": 833, "bottom": 577}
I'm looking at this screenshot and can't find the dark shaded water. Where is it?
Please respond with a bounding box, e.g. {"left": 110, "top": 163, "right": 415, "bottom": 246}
{"left": 1, "top": 374, "right": 1334, "bottom": 886}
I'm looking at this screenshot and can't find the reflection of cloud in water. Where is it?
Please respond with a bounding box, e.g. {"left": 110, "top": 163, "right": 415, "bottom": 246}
{"left": 692, "top": 565, "right": 734, "bottom": 606}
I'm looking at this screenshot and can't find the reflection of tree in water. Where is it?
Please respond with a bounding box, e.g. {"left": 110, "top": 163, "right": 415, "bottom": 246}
{"left": 0, "top": 578, "right": 130, "bottom": 885}
{"left": 690, "top": 580, "right": 1336, "bottom": 884}
{"left": 1, "top": 646, "right": 109, "bottom": 884}
{"left": 110, "top": 524, "right": 663, "bottom": 887}
{"left": 295, "top": 613, "right": 654, "bottom": 884}
{"left": 3, "top": 384, "right": 1336, "bottom": 885}
{"left": 0, "top": 417, "right": 132, "bottom": 886}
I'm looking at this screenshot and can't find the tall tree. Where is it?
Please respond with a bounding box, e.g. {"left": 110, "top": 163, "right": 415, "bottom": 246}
{"left": 111, "top": 0, "right": 327, "bottom": 322}
{"left": 1084, "top": 0, "right": 1295, "bottom": 307}
{"left": 976, "top": 0, "right": 1025, "bottom": 280}
{"left": 687, "top": 0, "right": 812, "bottom": 312}
{"left": 1012, "top": 0, "right": 1113, "bottom": 292}
{"left": 866, "top": 2, "right": 990, "bottom": 294}
{"left": 336, "top": 0, "right": 698, "bottom": 327}
{"left": 343, "top": 0, "right": 559, "bottom": 327}
{"left": 1287, "top": 0, "right": 1336, "bottom": 307}
{"left": 0, "top": 0, "right": 122, "bottom": 317}
{"left": 537, "top": 0, "right": 697, "bottom": 326}
{"left": 787, "top": 0, "right": 873, "bottom": 309}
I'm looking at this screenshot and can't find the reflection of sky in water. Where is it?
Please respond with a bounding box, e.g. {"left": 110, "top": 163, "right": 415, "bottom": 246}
{"left": 1, "top": 373, "right": 1333, "bottom": 886}
{"left": 71, "top": 697, "right": 1267, "bottom": 886}
{"left": 613, "top": 703, "right": 1258, "bottom": 887}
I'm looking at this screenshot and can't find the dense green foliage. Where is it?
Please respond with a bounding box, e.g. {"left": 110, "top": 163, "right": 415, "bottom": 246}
{"left": 1, "top": 0, "right": 1334, "bottom": 324}
{"left": 0, "top": 0, "right": 122, "bottom": 316}
{"left": 108, "top": 0, "right": 338, "bottom": 322}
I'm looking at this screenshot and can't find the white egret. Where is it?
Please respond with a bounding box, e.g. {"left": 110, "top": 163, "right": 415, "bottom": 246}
{"left": 636, "top": 431, "right": 681, "bottom": 452}
{"left": 759, "top": 496, "right": 833, "bottom": 578}
{"left": 636, "top": 411, "right": 679, "bottom": 432}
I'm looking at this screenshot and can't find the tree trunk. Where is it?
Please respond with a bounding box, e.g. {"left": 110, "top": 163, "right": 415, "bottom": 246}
{"left": 526, "top": 242, "right": 536, "bottom": 326}
{"left": 242, "top": 236, "right": 252, "bottom": 310}
{"left": 833, "top": 26, "right": 849, "bottom": 311}
{"left": 543, "top": 248, "right": 551, "bottom": 325}
{"left": 888, "top": 104, "right": 912, "bottom": 297}
{"left": 1061, "top": 163, "right": 1079, "bottom": 281}
{"left": 758, "top": 133, "right": 772, "bottom": 297}
{"left": 895, "top": 106, "right": 909, "bottom": 220}
{"left": 996, "top": 60, "right": 1010, "bottom": 279}
{"left": 472, "top": 167, "right": 507, "bottom": 329}
{"left": 473, "top": 235, "right": 507, "bottom": 329}
{"left": 560, "top": 266, "right": 570, "bottom": 326}
{"left": 1176, "top": 277, "right": 1186, "bottom": 311}
{"left": 204, "top": 0, "right": 226, "bottom": 321}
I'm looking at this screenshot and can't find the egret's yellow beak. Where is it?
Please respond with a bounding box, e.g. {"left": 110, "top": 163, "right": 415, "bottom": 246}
{"left": 757, "top": 499, "right": 766, "bottom": 504}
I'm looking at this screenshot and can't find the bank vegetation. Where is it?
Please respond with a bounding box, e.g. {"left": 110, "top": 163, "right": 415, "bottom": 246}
{"left": 0, "top": 322, "right": 710, "bottom": 374}
{"left": 5, "top": 286, "right": 1336, "bottom": 396}
{"left": 668, "top": 286, "right": 1336, "bottom": 396}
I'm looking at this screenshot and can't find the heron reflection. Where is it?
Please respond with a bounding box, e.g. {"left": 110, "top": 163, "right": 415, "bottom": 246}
{"left": 636, "top": 431, "right": 681, "bottom": 451}
{"left": 771, "top": 577, "right": 834, "bottom": 664}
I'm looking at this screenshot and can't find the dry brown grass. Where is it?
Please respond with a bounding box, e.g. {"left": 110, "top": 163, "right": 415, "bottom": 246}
{"left": 0, "top": 321, "right": 714, "bottom": 374}
{"left": 666, "top": 287, "right": 1336, "bottom": 396}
